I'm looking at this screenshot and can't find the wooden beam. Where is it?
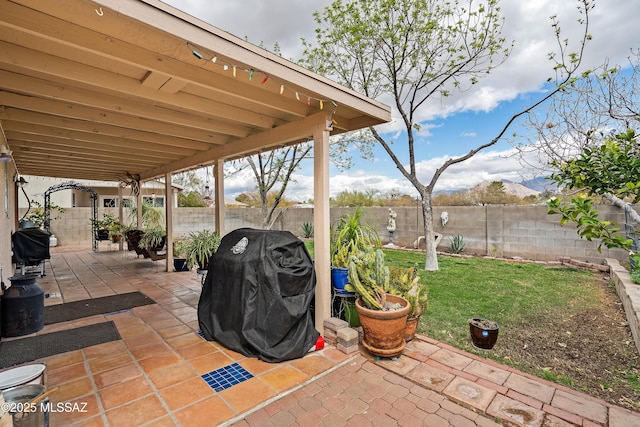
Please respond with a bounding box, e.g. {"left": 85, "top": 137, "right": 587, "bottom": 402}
{"left": 0, "top": 91, "right": 232, "bottom": 145}
{"left": 140, "top": 112, "right": 332, "bottom": 180}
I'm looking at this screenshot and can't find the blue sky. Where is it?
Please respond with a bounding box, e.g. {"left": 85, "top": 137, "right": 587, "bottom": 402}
{"left": 164, "top": 0, "right": 640, "bottom": 202}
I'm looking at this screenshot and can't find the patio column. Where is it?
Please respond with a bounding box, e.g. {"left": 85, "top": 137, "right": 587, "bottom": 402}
{"left": 213, "top": 159, "right": 225, "bottom": 236}
{"left": 313, "top": 120, "right": 331, "bottom": 331}
{"left": 136, "top": 184, "right": 143, "bottom": 230}
{"left": 117, "top": 185, "right": 124, "bottom": 251}
{"left": 165, "top": 172, "right": 173, "bottom": 272}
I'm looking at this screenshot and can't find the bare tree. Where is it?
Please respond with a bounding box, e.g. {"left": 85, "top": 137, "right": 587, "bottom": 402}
{"left": 520, "top": 49, "right": 640, "bottom": 229}
{"left": 515, "top": 48, "right": 640, "bottom": 175}
{"left": 303, "top": 0, "right": 593, "bottom": 270}
{"left": 246, "top": 144, "right": 312, "bottom": 229}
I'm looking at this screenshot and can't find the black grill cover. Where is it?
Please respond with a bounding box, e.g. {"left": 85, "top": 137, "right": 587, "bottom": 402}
{"left": 198, "top": 228, "right": 319, "bottom": 363}
{"left": 12, "top": 229, "right": 51, "bottom": 264}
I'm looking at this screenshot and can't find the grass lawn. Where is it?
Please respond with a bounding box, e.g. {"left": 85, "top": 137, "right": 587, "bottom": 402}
{"left": 381, "top": 249, "right": 598, "bottom": 349}
{"left": 306, "top": 242, "right": 597, "bottom": 349}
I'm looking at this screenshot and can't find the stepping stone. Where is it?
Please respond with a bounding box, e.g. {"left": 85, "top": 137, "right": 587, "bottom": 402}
{"left": 405, "top": 339, "right": 440, "bottom": 357}
{"left": 443, "top": 377, "right": 496, "bottom": 412}
{"left": 405, "top": 362, "right": 455, "bottom": 393}
{"left": 486, "top": 394, "right": 545, "bottom": 427}
{"left": 429, "top": 348, "right": 473, "bottom": 370}
{"left": 463, "top": 360, "right": 511, "bottom": 385}
{"left": 375, "top": 355, "right": 420, "bottom": 376}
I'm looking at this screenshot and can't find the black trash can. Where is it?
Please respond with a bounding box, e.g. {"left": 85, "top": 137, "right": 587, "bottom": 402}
{"left": 1, "top": 274, "right": 45, "bottom": 337}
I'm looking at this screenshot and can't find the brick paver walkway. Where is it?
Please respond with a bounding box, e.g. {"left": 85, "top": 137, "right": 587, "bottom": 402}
{"left": 228, "top": 335, "right": 640, "bottom": 427}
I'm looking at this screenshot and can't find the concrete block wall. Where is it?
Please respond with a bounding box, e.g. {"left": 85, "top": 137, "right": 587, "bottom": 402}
{"left": 27, "top": 204, "right": 636, "bottom": 264}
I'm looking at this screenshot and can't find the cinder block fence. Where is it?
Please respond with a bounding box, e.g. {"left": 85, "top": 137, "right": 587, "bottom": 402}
{"left": 32, "top": 204, "right": 634, "bottom": 264}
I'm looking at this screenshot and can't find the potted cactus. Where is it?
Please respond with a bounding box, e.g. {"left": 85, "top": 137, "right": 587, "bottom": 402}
{"left": 389, "top": 265, "right": 428, "bottom": 342}
{"left": 346, "top": 247, "right": 410, "bottom": 358}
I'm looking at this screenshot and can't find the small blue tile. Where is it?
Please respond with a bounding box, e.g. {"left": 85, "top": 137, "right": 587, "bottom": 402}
{"left": 201, "top": 362, "right": 254, "bottom": 392}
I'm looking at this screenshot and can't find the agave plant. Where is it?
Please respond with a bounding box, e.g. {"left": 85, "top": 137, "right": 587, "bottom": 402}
{"left": 447, "top": 235, "right": 466, "bottom": 254}
{"left": 300, "top": 221, "right": 314, "bottom": 238}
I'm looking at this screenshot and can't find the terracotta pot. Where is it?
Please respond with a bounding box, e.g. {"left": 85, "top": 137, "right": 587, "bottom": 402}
{"left": 469, "top": 318, "right": 499, "bottom": 349}
{"left": 404, "top": 316, "right": 419, "bottom": 342}
{"left": 356, "top": 294, "right": 410, "bottom": 358}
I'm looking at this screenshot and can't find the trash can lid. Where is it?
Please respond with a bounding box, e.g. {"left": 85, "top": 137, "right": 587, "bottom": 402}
{"left": 0, "top": 364, "right": 45, "bottom": 390}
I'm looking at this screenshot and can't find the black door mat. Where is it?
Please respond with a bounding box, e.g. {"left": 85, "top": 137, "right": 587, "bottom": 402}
{"left": 44, "top": 292, "right": 155, "bottom": 325}
{"left": 0, "top": 321, "right": 121, "bottom": 368}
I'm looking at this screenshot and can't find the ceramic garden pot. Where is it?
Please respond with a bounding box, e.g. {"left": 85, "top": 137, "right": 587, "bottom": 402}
{"left": 469, "top": 318, "right": 499, "bottom": 349}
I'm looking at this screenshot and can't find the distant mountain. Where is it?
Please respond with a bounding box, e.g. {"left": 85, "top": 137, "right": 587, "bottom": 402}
{"left": 518, "top": 176, "right": 558, "bottom": 193}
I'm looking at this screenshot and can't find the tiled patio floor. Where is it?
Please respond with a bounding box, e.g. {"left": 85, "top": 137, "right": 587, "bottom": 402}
{"left": 1, "top": 245, "right": 639, "bottom": 426}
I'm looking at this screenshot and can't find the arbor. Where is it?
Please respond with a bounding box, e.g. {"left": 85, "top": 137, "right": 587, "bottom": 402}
{"left": 303, "top": 0, "right": 592, "bottom": 270}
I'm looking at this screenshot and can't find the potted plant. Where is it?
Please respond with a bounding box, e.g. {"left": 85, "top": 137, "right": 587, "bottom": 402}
{"left": 331, "top": 245, "right": 352, "bottom": 293}
{"left": 469, "top": 318, "right": 499, "bottom": 350}
{"left": 389, "top": 265, "right": 428, "bottom": 342}
{"left": 345, "top": 246, "right": 410, "bottom": 358}
{"left": 91, "top": 213, "right": 120, "bottom": 241}
{"left": 331, "top": 207, "right": 381, "bottom": 293}
{"left": 107, "top": 217, "right": 125, "bottom": 243}
{"left": 172, "top": 239, "right": 190, "bottom": 272}
{"left": 183, "top": 229, "right": 221, "bottom": 271}
{"left": 21, "top": 200, "right": 66, "bottom": 230}
{"left": 138, "top": 225, "right": 166, "bottom": 251}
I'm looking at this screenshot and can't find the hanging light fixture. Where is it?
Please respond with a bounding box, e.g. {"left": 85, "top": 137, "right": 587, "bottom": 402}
{"left": 203, "top": 166, "right": 212, "bottom": 205}
{"left": 0, "top": 146, "right": 11, "bottom": 163}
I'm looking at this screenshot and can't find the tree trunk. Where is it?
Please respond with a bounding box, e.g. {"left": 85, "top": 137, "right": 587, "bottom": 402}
{"left": 422, "top": 194, "right": 439, "bottom": 271}
{"left": 603, "top": 193, "right": 640, "bottom": 225}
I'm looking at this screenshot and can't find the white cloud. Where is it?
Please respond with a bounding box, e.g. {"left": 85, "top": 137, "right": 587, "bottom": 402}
{"left": 414, "top": 148, "right": 546, "bottom": 192}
